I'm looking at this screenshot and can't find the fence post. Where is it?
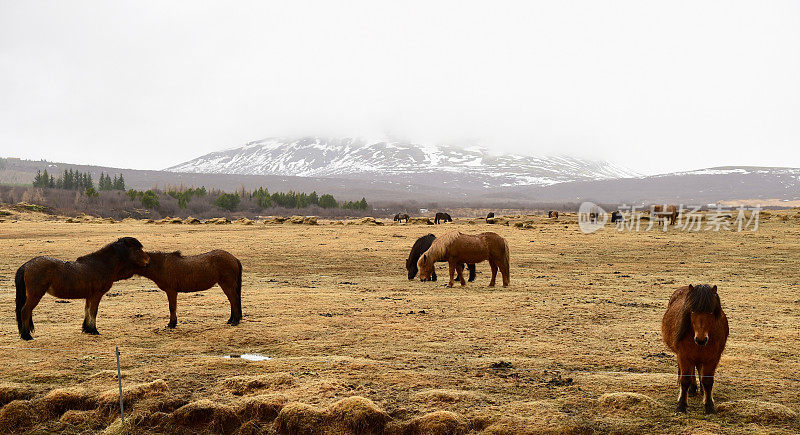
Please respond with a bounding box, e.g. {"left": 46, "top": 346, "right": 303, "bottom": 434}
{"left": 116, "top": 346, "right": 124, "bottom": 422}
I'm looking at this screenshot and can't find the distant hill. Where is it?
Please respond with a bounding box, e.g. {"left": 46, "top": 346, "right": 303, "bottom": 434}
{"left": 2, "top": 157, "right": 798, "bottom": 207}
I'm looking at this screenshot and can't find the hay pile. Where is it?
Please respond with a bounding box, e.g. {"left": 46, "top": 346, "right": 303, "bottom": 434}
{"left": 263, "top": 216, "right": 287, "bottom": 224}
{"left": 220, "top": 373, "right": 297, "bottom": 396}
{"left": 302, "top": 216, "right": 318, "bottom": 225}
{"left": 169, "top": 400, "right": 240, "bottom": 433}
{"left": 513, "top": 221, "right": 535, "bottom": 229}
{"left": 38, "top": 387, "right": 97, "bottom": 417}
{"left": 347, "top": 217, "right": 383, "bottom": 226}
{"left": 236, "top": 393, "right": 287, "bottom": 422}
{"left": 205, "top": 217, "right": 231, "bottom": 225}
{"left": 325, "top": 396, "right": 389, "bottom": 435}
{"left": 408, "top": 217, "right": 433, "bottom": 225}
{"left": 486, "top": 217, "right": 510, "bottom": 225}
{"left": 235, "top": 217, "right": 254, "bottom": 225}
{"left": 0, "top": 400, "right": 39, "bottom": 432}
{"left": 399, "top": 410, "right": 470, "bottom": 435}
{"left": 96, "top": 379, "right": 169, "bottom": 414}
{"left": 288, "top": 215, "right": 306, "bottom": 224}
{"left": 274, "top": 402, "right": 325, "bottom": 435}
{"left": 0, "top": 383, "right": 35, "bottom": 407}
{"left": 156, "top": 217, "right": 182, "bottom": 224}
{"left": 183, "top": 216, "right": 201, "bottom": 224}
{"left": 716, "top": 400, "right": 798, "bottom": 423}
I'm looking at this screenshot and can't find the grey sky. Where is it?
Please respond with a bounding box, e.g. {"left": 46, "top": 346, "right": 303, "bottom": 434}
{"left": 1, "top": 1, "right": 798, "bottom": 175}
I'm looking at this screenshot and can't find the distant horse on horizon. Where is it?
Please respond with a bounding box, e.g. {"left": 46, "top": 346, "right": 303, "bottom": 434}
{"left": 434, "top": 212, "right": 453, "bottom": 224}
{"left": 406, "top": 234, "right": 476, "bottom": 282}
{"left": 662, "top": 284, "right": 729, "bottom": 414}
{"left": 394, "top": 213, "right": 410, "bottom": 223}
{"left": 418, "top": 231, "right": 509, "bottom": 287}
{"left": 135, "top": 250, "right": 243, "bottom": 328}
{"left": 548, "top": 210, "right": 559, "bottom": 219}
{"left": 652, "top": 205, "right": 679, "bottom": 225}
{"left": 15, "top": 237, "right": 150, "bottom": 340}
{"left": 485, "top": 212, "right": 495, "bottom": 223}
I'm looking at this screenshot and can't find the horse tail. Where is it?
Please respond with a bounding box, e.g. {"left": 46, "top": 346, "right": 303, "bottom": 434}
{"left": 502, "top": 237, "right": 510, "bottom": 269}
{"left": 15, "top": 264, "right": 27, "bottom": 338}
{"left": 236, "top": 258, "right": 243, "bottom": 297}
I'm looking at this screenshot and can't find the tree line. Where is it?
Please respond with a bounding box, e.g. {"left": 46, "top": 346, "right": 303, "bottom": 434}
{"left": 32, "top": 169, "right": 125, "bottom": 193}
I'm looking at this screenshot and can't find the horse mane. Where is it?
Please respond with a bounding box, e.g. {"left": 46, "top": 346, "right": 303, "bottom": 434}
{"left": 76, "top": 237, "right": 142, "bottom": 262}
{"left": 423, "top": 231, "right": 462, "bottom": 263}
{"left": 675, "top": 284, "right": 721, "bottom": 344}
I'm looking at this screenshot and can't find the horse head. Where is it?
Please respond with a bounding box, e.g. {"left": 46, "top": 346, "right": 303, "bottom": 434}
{"left": 685, "top": 284, "right": 722, "bottom": 346}
{"left": 417, "top": 253, "right": 434, "bottom": 281}
{"left": 114, "top": 237, "right": 150, "bottom": 268}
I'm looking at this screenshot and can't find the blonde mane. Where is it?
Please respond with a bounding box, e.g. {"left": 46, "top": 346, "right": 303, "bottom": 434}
{"left": 417, "top": 231, "right": 462, "bottom": 270}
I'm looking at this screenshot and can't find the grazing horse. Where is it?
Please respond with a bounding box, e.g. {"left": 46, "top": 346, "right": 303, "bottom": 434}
{"left": 485, "top": 212, "right": 495, "bottom": 222}
{"left": 394, "top": 213, "right": 410, "bottom": 223}
{"left": 135, "top": 250, "right": 243, "bottom": 328}
{"left": 418, "top": 231, "right": 509, "bottom": 287}
{"left": 662, "top": 284, "right": 729, "bottom": 414}
{"left": 610, "top": 211, "right": 623, "bottom": 223}
{"left": 15, "top": 237, "right": 150, "bottom": 340}
{"left": 652, "top": 205, "right": 679, "bottom": 225}
{"left": 405, "top": 234, "right": 476, "bottom": 282}
{"left": 434, "top": 212, "right": 453, "bottom": 224}
{"left": 548, "top": 210, "right": 559, "bottom": 219}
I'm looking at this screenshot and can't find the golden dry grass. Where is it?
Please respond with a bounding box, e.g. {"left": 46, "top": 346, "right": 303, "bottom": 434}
{"left": 0, "top": 212, "right": 799, "bottom": 433}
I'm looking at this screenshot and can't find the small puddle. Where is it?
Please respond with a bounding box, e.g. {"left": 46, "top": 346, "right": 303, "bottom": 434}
{"left": 223, "top": 353, "right": 271, "bottom": 361}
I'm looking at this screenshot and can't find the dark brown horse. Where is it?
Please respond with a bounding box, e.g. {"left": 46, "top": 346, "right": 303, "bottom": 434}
{"left": 434, "top": 212, "right": 452, "bottom": 224}
{"left": 548, "top": 210, "right": 559, "bottom": 219}
{"left": 418, "top": 231, "right": 509, "bottom": 287}
{"left": 485, "top": 212, "right": 495, "bottom": 222}
{"left": 662, "top": 284, "right": 729, "bottom": 414}
{"left": 394, "top": 213, "right": 410, "bottom": 223}
{"left": 135, "top": 250, "right": 242, "bottom": 328}
{"left": 15, "top": 237, "right": 149, "bottom": 340}
{"left": 406, "top": 234, "right": 476, "bottom": 282}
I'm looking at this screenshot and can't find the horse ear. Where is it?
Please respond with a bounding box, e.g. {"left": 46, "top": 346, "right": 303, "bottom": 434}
{"left": 712, "top": 285, "right": 717, "bottom": 293}
{"left": 688, "top": 284, "right": 694, "bottom": 291}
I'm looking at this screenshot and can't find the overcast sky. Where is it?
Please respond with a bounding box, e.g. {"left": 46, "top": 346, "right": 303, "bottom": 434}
{"left": 1, "top": 1, "right": 798, "bottom": 175}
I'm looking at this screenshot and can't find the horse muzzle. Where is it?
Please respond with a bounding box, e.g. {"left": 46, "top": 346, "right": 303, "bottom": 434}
{"left": 694, "top": 337, "right": 709, "bottom": 346}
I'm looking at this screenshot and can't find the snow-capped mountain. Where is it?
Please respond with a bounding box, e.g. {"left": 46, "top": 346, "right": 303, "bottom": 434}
{"left": 167, "top": 137, "right": 639, "bottom": 188}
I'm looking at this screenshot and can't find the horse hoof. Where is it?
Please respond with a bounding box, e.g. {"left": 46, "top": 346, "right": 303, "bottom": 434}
{"left": 675, "top": 404, "right": 687, "bottom": 414}
{"left": 84, "top": 329, "right": 100, "bottom": 335}
{"left": 20, "top": 334, "right": 33, "bottom": 341}
{"left": 704, "top": 403, "right": 715, "bottom": 414}
{"left": 167, "top": 322, "right": 177, "bottom": 329}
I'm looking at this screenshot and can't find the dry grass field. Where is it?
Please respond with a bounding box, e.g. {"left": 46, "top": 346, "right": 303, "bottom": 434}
{"left": 0, "top": 209, "right": 799, "bottom": 434}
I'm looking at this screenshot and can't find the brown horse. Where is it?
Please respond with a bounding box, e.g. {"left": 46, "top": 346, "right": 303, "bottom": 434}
{"left": 406, "top": 234, "right": 476, "bottom": 282}
{"left": 548, "top": 210, "right": 559, "bottom": 219}
{"left": 661, "top": 284, "right": 729, "bottom": 414}
{"left": 15, "top": 237, "right": 149, "bottom": 340}
{"left": 652, "top": 205, "right": 679, "bottom": 225}
{"left": 418, "top": 231, "right": 509, "bottom": 287}
{"left": 394, "top": 213, "right": 410, "bottom": 223}
{"left": 135, "top": 250, "right": 242, "bottom": 328}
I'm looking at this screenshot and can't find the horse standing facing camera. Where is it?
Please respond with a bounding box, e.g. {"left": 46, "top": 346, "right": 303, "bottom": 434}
{"left": 661, "top": 284, "right": 729, "bottom": 414}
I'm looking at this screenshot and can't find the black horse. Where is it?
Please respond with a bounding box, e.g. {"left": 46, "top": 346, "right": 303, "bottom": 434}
{"left": 485, "top": 212, "right": 495, "bottom": 222}
{"left": 611, "top": 211, "right": 623, "bottom": 222}
{"left": 406, "top": 234, "right": 475, "bottom": 281}
{"left": 434, "top": 212, "right": 453, "bottom": 224}
{"left": 394, "top": 213, "right": 410, "bottom": 223}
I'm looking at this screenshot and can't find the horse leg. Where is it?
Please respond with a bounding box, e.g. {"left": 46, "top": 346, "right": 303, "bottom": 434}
{"left": 166, "top": 290, "right": 178, "bottom": 328}
{"left": 701, "top": 362, "right": 718, "bottom": 414}
{"left": 675, "top": 357, "right": 693, "bottom": 413}
{"left": 455, "top": 263, "right": 466, "bottom": 286}
{"left": 488, "top": 260, "right": 498, "bottom": 287}
{"left": 221, "top": 279, "right": 242, "bottom": 326}
{"left": 82, "top": 294, "right": 102, "bottom": 335}
{"left": 447, "top": 261, "right": 456, "bottom": 287}
{"left": 500, "top": 260, "right": 510, "bottom": 287}
{"left": 19, "top": 286, "right": 45, "bottom": 341}
{"left": 431, "top": 268, "right": 437, "bottom": 282}
{"left": 689, "top": 363, "right": 702, "bottom": 396}
{"left": 467, "top": 263, "right": 476, "bottom": 282}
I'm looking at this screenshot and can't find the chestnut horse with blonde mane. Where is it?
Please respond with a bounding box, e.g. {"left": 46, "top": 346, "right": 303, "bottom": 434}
{"left": 135, "top": 250, "right": 242, "bottom": 328}
{"left": 417, "top": 231, "right": 509, "bottom": 287}
{"left": 662, "top": 284, "right": 729, "bottom": 414}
